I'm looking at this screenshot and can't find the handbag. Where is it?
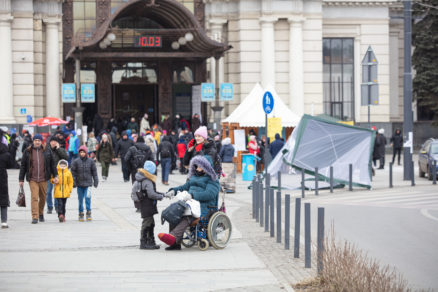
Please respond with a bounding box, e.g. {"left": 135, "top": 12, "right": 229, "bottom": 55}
{"left": 16, "top": 186, "right": 26, "bottom": 207}
{"left": 161, "top": 200, "right": 187, "bottom": 225}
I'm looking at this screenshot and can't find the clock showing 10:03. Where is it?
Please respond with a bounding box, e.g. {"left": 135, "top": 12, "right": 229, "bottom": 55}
{"left": 134, "top": 36, "right": 162, "bottom": 48}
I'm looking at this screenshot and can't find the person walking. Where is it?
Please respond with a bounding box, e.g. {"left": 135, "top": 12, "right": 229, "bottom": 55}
{"left": 0, "top": 133, "right": 13, "bottom": 228}
{"left": 46, "top": 136, "right": 68, "bottom": 214}
{"left": 219, "top": 137, "right": 236, "bottom": 193}
{"left": 157, "top": 135, "right": 175, "bottom": 185}
{"left": 176, "top": 137, "right": 187, "bottom": 174}
{"left": 19, "top": 134, "right": 58, "bottom": 224}
{"left": 140, "top": 114, "right": 151, "bottom": 136}
{"left": 50, "top": 159, "right": 73, "bottom": 222}
{"left": 391, "top": 128, "right": 403, "bottom": 165}
{"left": 68, "top": 131, "right": 79, "bottom": 166}
{"left": 71, "top": 145, "right": 99, "bottom": 221}
{"left": 376, "top": 129, "right": 387, "bottom": 169}
{"left": 115, "top": 131, "right": 134, "bottom": 182}
{"left": 191, "top": 113, "right": 201, "bottom": 133}
{"left": 87, "top": 132, "right": 98, "bottom": 161}
{"left": 97, "top": 134, "right": 114, "bottom": 181}
{"left": 127, "top": 117, "right": 139, "bottom": 134}
{"left": 269, "top": 133, "right": 285, "bottom": 159}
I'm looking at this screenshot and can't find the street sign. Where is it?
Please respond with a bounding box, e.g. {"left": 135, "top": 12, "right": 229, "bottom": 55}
{"left": 361, "top": 46, "right": 379, "bottom": 106}
{"left": 81, "top": 83, "right": 95, "bottom": 103}
{"left": 26, "top": 115, "right": 32, "bottom": 123}
{"left": 62, "top": 83, "right": 76, "bottom": 103}
{"left": 20, "top": 108, "right": 26, "bottom": 114}
{"left": 220, "top": 83, "right": 233, "bottom": 101}
{"left": 201, "top": 83, "right": 215, "bottom": 102}
{"left": 262, "top": 91, "right": 274, "bottom": 114}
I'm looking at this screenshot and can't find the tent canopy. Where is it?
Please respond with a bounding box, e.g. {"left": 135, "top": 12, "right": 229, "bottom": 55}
{"left": 222, "top": 83, "right": 301, "bottom": 127}
{"left": 268, "top": 114, "right": 376, "bottom": 189}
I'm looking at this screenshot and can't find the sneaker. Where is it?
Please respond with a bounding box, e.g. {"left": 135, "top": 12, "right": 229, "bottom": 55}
{"left": 165, "top": 243, "right": 181, "bottom": 251}
{"left": 58, "top": 215, "right": 65, "bottom": 223}
{"left": 47, "top": 208, "right": 53, "bottom": 214}
{"left": 86, "top": 211, "right": 92, "bottom": 221}
{"left": 1, "top": 222, "right": 8, "bottom": 229}
{"left": 79, "top": 212, "right": 85, "bottom": 222}
{"left": 102, "top": 177, "right": 107, "bottom": 182}
{"left": 31, "top": 219, "right": 38, "bottom": 224}
{"left": 39, "top": 215, "right": 45, "bottom": 222}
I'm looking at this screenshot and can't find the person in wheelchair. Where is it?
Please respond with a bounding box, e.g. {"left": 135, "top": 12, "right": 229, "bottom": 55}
{"left": 158, "top": 155, "right": 220, "bottom": 250}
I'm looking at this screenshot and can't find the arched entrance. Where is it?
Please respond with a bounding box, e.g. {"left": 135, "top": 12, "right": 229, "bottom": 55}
{"left": 65, "top": 0, "right": 230, "bottom": 128}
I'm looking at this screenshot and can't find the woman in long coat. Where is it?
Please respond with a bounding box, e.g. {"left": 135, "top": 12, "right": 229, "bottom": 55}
{"left": 97, "top": 134, "right": 114, "bottom": 181}
{"left": 0, "top": 131, "right": 13, "bottom": 228}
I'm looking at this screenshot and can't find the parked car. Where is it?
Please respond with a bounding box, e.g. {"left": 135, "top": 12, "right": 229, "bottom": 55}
{"left": 418, "top": 138, "right": 438, "bottom": 180}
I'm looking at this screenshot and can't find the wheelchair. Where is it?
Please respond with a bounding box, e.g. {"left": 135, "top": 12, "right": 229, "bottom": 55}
{"left": 181, "top": 207, "right": 232, "bottom": 251}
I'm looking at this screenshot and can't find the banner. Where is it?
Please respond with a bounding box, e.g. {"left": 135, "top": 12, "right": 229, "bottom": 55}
{"left": 267, "top": 117, "right": 282, "bottom": 142}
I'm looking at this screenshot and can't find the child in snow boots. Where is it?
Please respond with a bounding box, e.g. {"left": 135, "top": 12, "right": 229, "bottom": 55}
{"left": 50, "top": 159, "right": 73, "bottom": 222}
{"left": 131, "top": 160, "right": 172, "bottom": 249}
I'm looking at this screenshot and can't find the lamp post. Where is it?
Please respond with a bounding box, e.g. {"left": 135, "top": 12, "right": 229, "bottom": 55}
{"left": 74, "top": 58, "right": 84, "bottom": 144}
{"left": 403, "top": 0, "right": 414, "bottom": 180}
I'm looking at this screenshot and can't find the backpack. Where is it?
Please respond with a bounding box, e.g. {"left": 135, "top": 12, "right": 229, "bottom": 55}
{"left": 161, "top": 200, "right": 188, "bottom": 225}
{"left": 161, "top": 144, "right": 172, "bottom": 158}
{"left": 131, "top": 146, "right": 148, "bottom": 169}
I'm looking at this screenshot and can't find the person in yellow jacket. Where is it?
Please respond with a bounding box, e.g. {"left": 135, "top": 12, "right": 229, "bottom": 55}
{"left": 50, "top": 159, "right": 73, "bottom": 222}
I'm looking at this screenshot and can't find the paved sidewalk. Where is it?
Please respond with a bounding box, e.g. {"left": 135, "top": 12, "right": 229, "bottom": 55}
{"left": 0, "top": 164, "right": 315, "bottom": 291}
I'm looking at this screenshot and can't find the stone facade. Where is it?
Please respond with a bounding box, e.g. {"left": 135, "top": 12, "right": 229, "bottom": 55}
{"left": 205, "top": 0, "right": 405, "bottom": 123}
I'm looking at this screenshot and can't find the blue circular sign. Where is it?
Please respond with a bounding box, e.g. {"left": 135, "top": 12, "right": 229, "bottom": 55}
{"left": 262, "top": 91, "right": 274, "bottom": 114}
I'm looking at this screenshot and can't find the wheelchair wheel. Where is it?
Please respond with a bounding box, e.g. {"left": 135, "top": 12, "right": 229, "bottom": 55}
{"left": 198, "top": 238, "right": 209, "bottom": 251}
{"left": 207, "top": 211, "right": 232, "bottom": 249}
{"left": 181, "top": 227, "right": 196, "bottom": 248}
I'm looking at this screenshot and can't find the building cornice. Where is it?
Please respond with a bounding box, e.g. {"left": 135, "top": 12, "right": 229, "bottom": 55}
{"left": 323, "top": 0, "right": 398, "bottom": 6}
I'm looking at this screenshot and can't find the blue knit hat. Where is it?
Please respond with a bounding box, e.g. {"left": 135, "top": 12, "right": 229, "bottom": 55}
{"left": 33, "top": 134, "right": 43, "bottom": 141}
{"left": 144, "top": 160, "right": 156, "bottom": 174}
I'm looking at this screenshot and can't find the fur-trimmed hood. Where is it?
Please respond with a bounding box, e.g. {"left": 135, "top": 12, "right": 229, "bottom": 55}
{"left": 188, "top": 155, "right": 217, "bottom": 181}
{"left": 135, "top": 168, "right": 156, "bottom": 183}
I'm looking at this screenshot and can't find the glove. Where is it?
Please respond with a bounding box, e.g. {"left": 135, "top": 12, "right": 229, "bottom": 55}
{"left": 188, "top": 139, "right": 195, "bottom": 148}
{"left": 176, "top": 191, "right": 192, "bottom": 202}
{"left": 164, "top": 190, "right": 175, "bottom": 199}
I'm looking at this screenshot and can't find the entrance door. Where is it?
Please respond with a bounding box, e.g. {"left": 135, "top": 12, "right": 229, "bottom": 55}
{"left": 113, "top": 84, "right": 158, "bottom": 125}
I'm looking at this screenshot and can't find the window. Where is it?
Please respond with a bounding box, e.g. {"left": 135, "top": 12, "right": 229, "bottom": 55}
{"left": 323, "top": 38, "right": 354, "bottom": 121}
{"left": 73, "top": 0, "right": 96, "bottom": 40}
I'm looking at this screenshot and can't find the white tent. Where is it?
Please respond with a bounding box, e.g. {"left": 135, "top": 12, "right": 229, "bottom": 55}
{"left": 222, "top": 83, "right": 301, "bottom": 127}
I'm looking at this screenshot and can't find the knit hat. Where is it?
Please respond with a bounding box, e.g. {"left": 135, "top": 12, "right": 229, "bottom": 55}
{"left": 378, "top": 128, "right": 385, "bottom": 134}
{"left": 144, "top": 160, "right": 156, "bottom": 174}
{"left": 194, "top": 126, "right": 208, "bottom": 139}
{"left": 33, "top": 134, "right": 43, "bottom": 141}
{"left": 78, "top": 145, "right": 88, "bottom": 153}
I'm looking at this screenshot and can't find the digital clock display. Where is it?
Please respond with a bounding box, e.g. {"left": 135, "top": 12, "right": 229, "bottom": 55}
{"left": 134, "top": 36, "right": 162, "bottom": 48}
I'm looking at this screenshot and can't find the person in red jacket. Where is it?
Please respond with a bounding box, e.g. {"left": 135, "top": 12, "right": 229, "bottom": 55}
{"left": 176, "top": 137, "right": 187, "bottom": 174}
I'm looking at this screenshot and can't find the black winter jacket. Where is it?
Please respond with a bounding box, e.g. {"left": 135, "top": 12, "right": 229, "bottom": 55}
{"left": 157, "top": 136, "right": 175, "bottom": 160}
{"left": 183, "top": 138, "right": 222, "bottom": 178}
{"left": 0, "top": 143, "right": 13, "bottom": 207}
{"left": 50, "top": 146, "right": 69, "bottom": 166}
{"left": 19, "top": 145, "right": 57, "bottom": 182}
{"left": 219, "top": 143, "right": 235, "bottom": 163}
{"left": 71, "top": 156, "right": 99, "bottom": 188}
{"left": 124, "top": 143, "right": 154, "bottom": 172}
{"left": 115, "top": 136, "right": 134, "bottom": 159}
{"left": 269, "top": 136, "right": 285, "bottom": 159}
{"left": 391, "top": 132, "right": 403, "bottom": 149}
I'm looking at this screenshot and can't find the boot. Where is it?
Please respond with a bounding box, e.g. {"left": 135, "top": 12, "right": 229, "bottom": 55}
{"left": 148, "top": 229, "right": 160, "bottom": 249}
{"left": 165, "top": 243, "right": 181, "bottom": 251}
{"left": 39, "top": 215, "right": 45, "bottom": 222}
{"left": 139, "top": 239, "right": 148, "bottom": 250}
{"left": 78, "top": 212, "right": 85, "bottom": 222}
{"left": 139, "top": 225, "right": 149, "bottom": 250}
{"left": 86, "top": 211, "right": 92, "bottom": 221}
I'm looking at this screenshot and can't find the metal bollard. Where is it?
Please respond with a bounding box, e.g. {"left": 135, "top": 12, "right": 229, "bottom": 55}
{"left": 265, "top": 176, "right": 270, "bottom": 232}
{"left": 411, "top": 161, "right": 415, "bottom": 186}
{"left": 304, "top": 203, "right": 311, "bottom": 268}
{"left": 252, "top": 177, "right": 256, "bottom": 219}
{"left": 301, "top": 170, "right": 305, "bottom": 198}
{"left": 317, "top": 207, "right": 325, "bottom": 275}
{"left": 285, "top": 194, "right": 290, "bottom": 250}
{"left": 315, "top": 167, "right": 319, "bottom": 196}
{"left": 349, "top": 163, "right": 353, "bottom": 191}
{"left": 294, "top": 198, "right": 301, "bottom": 258}
{"left": 276, "top": 191, "right": 281, "bottom": 243}
{"left": 278, "top": 171, "right": 282, "bottom": 190}
{"left": 270, "top": 189, "right": 274, "bottom": 237}
{"left": 259, "top": 179, "right": 264, "bottom": 227}
{"left": 330, "top": 166, "right": 334, "bottom": 193}
{"left": 255, "top": 180, "right": 260, "bottom": 222}
{"left": 433, "top": 160, "right": 437, "bottom": 185}
{"left": 389, "top": 162, "right": 393, "bottom": 188}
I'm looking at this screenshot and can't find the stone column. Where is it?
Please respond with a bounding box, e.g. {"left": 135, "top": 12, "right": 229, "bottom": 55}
{"left": 288, "top": 16, "right": 305, "bottom": 116}
{"left": 260, "top": 17, "right": 277, "bottom": 88}
{"left": 210, "top": 18, "right": 227, "bottom": 84}
{"left": 0, "top": 13, "right": 16, "bottom": 123}
{"left": 44, "top": 18, "right": 61, "bottom": 118}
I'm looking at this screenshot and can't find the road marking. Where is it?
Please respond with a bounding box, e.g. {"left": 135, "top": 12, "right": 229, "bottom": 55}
{"left": 420, "top": 208, "right": 438, "bottom": 222}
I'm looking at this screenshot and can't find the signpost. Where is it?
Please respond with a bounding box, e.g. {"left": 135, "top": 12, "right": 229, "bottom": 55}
{"left": 361, "top": 46, "right": 379, "bottom": 127}
{"left": 263, "top": 91, "right": 274, "bottom": 184}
